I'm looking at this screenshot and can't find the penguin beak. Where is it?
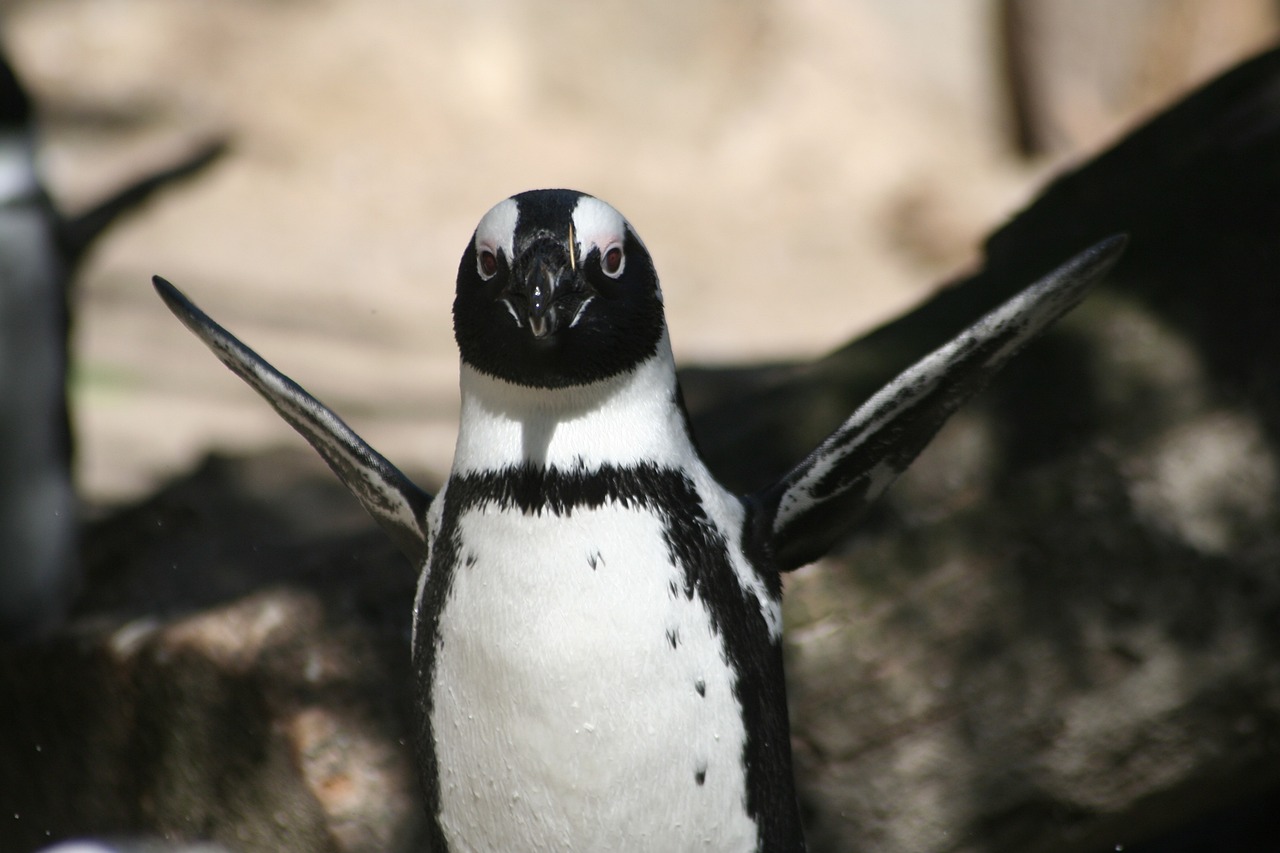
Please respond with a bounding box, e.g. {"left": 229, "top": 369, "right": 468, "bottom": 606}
{"left": 526, "top": 266, "right": 559, "bottom": 340}
{"left": 511, "top": 239, "right": 581, "bottom": 340}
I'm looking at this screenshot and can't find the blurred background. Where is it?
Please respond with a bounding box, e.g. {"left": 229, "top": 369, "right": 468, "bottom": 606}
{"left": 2, "top": 0, "right": 1276, "bottom": 507}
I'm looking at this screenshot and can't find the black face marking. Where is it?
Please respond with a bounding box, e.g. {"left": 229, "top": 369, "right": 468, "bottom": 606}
{"left": 413, "top": 461, "right": 804, "bottom": 850}
{"left": 453, "top": 189, "right": 666, "bottom": 389}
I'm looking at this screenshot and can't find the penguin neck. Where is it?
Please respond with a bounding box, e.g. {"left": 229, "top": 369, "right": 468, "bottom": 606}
{"left": 0, "top": 130, "right": 40, "bottom": 207}
{"left": 450, "top": 328, "right": 699, "bottom": 477}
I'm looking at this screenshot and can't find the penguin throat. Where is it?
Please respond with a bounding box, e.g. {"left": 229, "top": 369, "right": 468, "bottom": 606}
{"left": 451, "top": 338, "right": 698, "bottom": 476}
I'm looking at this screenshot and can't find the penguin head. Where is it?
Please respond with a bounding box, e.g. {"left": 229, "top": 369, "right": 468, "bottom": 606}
{"left": 453, "top": 189, "right": 665, "bottom": 389}
{"left": 0, "top": 56, "right": 33, "bottom": 131}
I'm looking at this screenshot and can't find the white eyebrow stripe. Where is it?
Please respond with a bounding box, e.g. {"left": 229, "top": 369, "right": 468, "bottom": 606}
{"left": 571, "top": 195, "right": 628, "bottom": 258}
{"left": 474, "top": 197, "right": 519, "bottom": 262}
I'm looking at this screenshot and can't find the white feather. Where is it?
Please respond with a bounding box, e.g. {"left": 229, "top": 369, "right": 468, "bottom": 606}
{"left": 473, "top": 197, "right": 519, "bottom": 266}
{"left": 431, "top": 503, "right": 757, "bottom": 852}
{"left": 450, "top": 330, "right": 696, "bottom": 475}
{"left": 0, "top": 133, "right": 39, "bottom": 205}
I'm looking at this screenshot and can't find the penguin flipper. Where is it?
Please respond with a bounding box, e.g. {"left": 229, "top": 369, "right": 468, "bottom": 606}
{"left": 152, "top": 276, "right": 432, "bottom": 564}
{"left": 62, "top": 141, "right": 228, "bottom": 268}
{"left": 749, "top": 235, "right": 1126, "bottom": 573}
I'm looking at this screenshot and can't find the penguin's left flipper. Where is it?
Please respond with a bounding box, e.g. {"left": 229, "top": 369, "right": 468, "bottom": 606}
{"left": 750, "top": 234, "right": 1126, "bottom": 573}
{"left": 152, "top": 276, "right": 432, "bottom": 564}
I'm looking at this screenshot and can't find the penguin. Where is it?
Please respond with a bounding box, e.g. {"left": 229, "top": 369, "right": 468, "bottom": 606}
{"left": 0, "top": 49, "right": 224, "bottom": 640}
{"left": 0, "top": 52, "right": 76, "bottom": 640}
{"left": 152, "top": 189, "right": 1124, "bottom": 851}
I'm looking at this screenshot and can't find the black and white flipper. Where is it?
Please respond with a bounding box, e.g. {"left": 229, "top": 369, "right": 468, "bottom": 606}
{"left": 152, "top": 276, "right": 431, "bottom": 563}
{"left": 750, "top": 234, "right": 1126, "bottom": 571}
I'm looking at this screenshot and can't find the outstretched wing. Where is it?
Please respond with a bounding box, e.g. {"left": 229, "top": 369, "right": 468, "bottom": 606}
{"left": 152, "top": 276, "right": 432, "bottom": 564}
{"left": 62, "top": 141, "right": 227, "bottom": 268}
{"left": 748, "top": 235, "right": 1126, "bottom": 572}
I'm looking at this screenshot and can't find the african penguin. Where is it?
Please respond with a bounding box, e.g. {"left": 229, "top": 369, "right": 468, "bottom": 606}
{"left": 0, "top": 50, "right": 224, "bottom": 640}
{"left": 152, "top": 189, "right": 1124, "bottom": 851}
{"left": 1, "top": 54, "right": 77, "bottom": 640}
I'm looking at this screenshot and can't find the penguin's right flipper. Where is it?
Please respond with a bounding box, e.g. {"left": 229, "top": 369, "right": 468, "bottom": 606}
{"left": 153, "top": 276, "right": 432, "bottom": 564}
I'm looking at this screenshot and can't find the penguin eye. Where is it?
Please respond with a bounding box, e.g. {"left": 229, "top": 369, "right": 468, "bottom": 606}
{"left": 478, "top": 249, "right": 499, "bottom": 280}
{"left": 601, "top": 245, "right": 624, "bottom": 278}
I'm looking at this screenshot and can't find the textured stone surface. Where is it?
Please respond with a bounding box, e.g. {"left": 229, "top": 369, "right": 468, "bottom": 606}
{"left": 1, "top": 452, "right": 429, "bottom": 853}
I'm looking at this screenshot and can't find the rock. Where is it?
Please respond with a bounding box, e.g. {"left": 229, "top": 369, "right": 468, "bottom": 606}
{"left": 1, "top": 451, "right": 428, "bottom": 853}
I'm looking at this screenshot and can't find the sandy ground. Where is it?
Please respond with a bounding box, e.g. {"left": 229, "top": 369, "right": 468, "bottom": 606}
{"left": 2, "top": 0, "right": 1261, "bottom": 507}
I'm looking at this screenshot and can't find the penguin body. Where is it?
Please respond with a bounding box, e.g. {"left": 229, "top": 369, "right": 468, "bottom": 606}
{"left": 416, "top": 193, "right": 798, "bottom": 849}
{"left": 0, "top": 55, "right": 77, "bottom": 639}
{"left": 153, "top": 189, "right": 1124, "bottom": 851}
{"left": 422, "top": 469, "right": 765, "bottom": 850}
{"left": 0, "top": 52, "right": 224, "bottom": 640}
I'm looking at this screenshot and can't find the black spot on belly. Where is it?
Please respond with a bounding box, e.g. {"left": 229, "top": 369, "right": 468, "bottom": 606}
{"left": 695, "top": 679, "right": 706, "bottom": 697}
{"left": 695, "top": 762, "right": 707, "bottom": 786}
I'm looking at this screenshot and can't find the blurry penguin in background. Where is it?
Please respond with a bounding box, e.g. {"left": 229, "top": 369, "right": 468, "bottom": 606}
{"left": 0, "top": 50, "right": 223, "bottom": 640}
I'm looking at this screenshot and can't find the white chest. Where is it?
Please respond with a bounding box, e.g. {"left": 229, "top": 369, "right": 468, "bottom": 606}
{"left": 427, "top": 502, "right": 759, "bottom": 852}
